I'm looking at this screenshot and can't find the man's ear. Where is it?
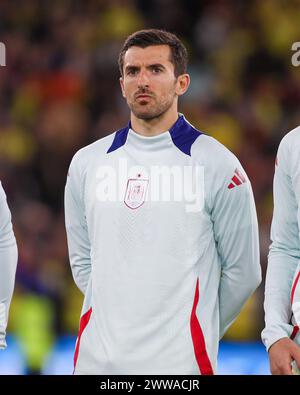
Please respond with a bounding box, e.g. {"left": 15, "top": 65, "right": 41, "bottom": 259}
{"left": 176, "top": 74, "right": 190, "bottom": 96}
{"left": 120, "top": 77, "right": 126, "bottom": 98}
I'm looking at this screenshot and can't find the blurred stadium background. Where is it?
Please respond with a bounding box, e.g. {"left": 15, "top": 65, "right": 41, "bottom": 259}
{"left": 0, "top": 0, "right": 300, "bottom": 375}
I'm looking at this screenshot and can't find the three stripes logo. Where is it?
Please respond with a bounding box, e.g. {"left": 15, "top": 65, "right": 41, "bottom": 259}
{"left": 227, "top": 168, "right": 246, "bottom": 189}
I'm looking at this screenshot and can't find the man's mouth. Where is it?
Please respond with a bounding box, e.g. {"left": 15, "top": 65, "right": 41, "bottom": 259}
{"left": 136, "top": 94, "right": 151, "bottom": 99}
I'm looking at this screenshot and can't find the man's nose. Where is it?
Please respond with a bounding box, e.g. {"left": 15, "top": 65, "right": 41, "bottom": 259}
{"left": 137, "top": 70, "right": 149, "bottom": 88}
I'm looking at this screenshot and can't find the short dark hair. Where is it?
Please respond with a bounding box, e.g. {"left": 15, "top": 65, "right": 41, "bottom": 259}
{"left": 118, "top": 29, "right": 188, "bottom": 78}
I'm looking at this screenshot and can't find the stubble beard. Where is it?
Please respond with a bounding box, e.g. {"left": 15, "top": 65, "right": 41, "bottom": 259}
{"left": 128, "top": 92, "right": 176, "bottom": 121}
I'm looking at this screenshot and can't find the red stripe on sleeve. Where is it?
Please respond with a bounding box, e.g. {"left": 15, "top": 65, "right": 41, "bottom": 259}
{"left": 291, "top": 270, "right": 300, "bottom": 304}
{"left": 73, "top": 307, "right": 92, "bottom": 371}
{"left": 190, "top": 278, "right": 214, "bottom": 375}
{"left": 290, "top": 326, "right": 299, "bottom": 340}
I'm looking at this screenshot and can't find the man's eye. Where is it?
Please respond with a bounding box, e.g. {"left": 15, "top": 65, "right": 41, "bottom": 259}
{"left": 152, "top": 67, "right": 162, "bottom": 73}
{"left": 127, "top": 69, "right": 138, "bottom": 75}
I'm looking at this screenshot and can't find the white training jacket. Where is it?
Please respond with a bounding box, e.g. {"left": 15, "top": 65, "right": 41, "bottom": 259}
{"left": 0, "top": 182, "right": 17, "bottom": 349}
{"left": 262, "top": 126, "right": 300, "bottom": 350}
{"left": 65, "top": 114, "right": 261, "bottom": 374}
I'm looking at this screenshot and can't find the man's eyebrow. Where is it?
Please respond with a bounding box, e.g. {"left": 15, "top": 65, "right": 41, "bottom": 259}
{"left": 125, "top": 65, "right": 139, "bottom": 70}
{"left": 125, "top": 63, "right": 166, "bottom": 71}
{"left": 147, "top": 63, "right": 166, "bottom": 69}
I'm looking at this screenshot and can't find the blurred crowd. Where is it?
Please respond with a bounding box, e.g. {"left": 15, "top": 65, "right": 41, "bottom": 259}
{"left": 1, "top": 0, "right": 300, "bottom": 373}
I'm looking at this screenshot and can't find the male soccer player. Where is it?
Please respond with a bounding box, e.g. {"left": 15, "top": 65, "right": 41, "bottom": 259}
{"left": 65, "top": 29, "right": 261, "bottom": 375}
{"left": 262, "top": 127, "right": 300, "bottom": 375}
{"left": 0, "top": 182, "right": 17, "bottom": 350}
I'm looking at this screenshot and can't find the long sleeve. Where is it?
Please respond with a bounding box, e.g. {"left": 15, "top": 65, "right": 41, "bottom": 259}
{"left": 262, "top": 136, "right": 300, "bottom": 350}
{"left": 0, "top": 183, "right": 17, "bottom": 349}
{"left": 211, "top": 157, "right": 261, "bottom": 339}
{"left": 64, "top": 155, "right": 91, "bottom": 295}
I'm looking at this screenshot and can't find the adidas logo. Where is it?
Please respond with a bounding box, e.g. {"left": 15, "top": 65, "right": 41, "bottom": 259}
{"left": 227, "top": 169, "right": 246, "bottom": 189}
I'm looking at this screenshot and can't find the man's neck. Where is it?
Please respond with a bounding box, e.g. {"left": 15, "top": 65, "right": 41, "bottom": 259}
{"left": 130, "top": 108, "right": 179, "bottom": 137}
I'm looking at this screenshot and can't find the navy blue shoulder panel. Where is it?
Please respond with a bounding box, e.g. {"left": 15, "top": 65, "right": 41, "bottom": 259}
{"left": 106, "top": 122, "right": 131, "bottom": 153}
{"left": 169, "top": 115, "right": 202, "bottom": 156}
{"left": 107, "top": 116, "right": 202, "bottom": 155}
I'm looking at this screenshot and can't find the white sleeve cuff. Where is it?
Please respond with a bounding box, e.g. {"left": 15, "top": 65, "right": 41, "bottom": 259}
{"left": 261, "top": 324, "right": 294, "bottom": 351}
